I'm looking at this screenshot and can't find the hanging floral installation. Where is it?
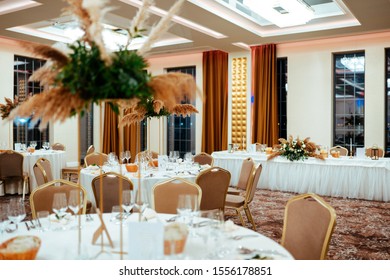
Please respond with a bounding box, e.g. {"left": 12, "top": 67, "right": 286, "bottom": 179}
{"left": 0, "top": 0, "right": 199, "bottom": 129}
{"left": 267, "top": 135, "right": 325, "bottom": 161}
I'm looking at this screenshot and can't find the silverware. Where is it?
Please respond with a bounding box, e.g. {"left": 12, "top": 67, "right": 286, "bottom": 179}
{"left": 237, "top": 246, "right": 288, "bottom": 258}
{"left": 229, "top": 234, "right": 259, "bottom": 240}
{"left": 165, "top": 215, "right": 178, "bottom": 222}
{"left": 86, "top": 214, "right": 94, "bottom": 222}
{"left": 25, "top": 222, "right": 30, "bottom": 231}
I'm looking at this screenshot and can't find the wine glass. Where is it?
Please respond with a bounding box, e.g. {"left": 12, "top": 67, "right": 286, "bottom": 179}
{"left": 119, "top": 151, "right": 126, "bottom": 164}
{"left": 43, "top": 142, "right": 50, "bottom": 150}
{"left": 125, "top": 150, "right": 131, "bottom": 164}
{"left": 122, "top": 190, "right": 134, "bottom": 218}
{"left": 52, "top": 193, "right": 68, "bottom": 229}
{"left": 7, "top": 198, "right": 26, "bottom": 231}
{"left": 30, "top": 141, "right": 37, "bottom": 149}
{"left": 177, "top": 194, "right": 198, "bottom": 225}
{"left": 68, "top": 190, "right": 84, "bottom": 229}
{"left": 0, "top": 204, "right": 10, "bottom": 234}
{"left": 134, "top": 189, "right": 149, "bottom": 221}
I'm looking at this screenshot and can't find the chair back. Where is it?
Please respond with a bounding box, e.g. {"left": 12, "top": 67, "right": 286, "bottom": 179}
{"left": 245, "top": 164, "right": 262, "bottom": 204}
{"left": 196, "top": 167, "right": 230, "bottom": 211}
{"left": 51, "top": 143, "right": 65, "bottom": 151}
{"left": 237, "top": 157, "right": 255, "bottom": 191}
{"left": 193, "top": 152, "right": 214, "bottom": 166}
{"left": 329, "top": 145, "right": 348, "bottom": 156}
{"left": 0, "top": 150, "right": 23, "bottom": 178}
{"left": 281, "top": 193, "right": 336, "bottom": 260}
{"left": 33, "top": 158, "right": 53, "bottom": 186}
{"left": 86, "top": 145, "right": 95, "bottom": 156}
{"left": 84, "top": 152, "right": 108, "bottom": 166}
{"left": 91, "top": 172, "right": 133, "bottom": 213}
{"left": 30, "top": 179, "right": 87, "bottom": 219}
{"left": 152, "top": 178, "right": 202, "bottom": 214}
{"left": 365, "top": 147, "right": 384, "bottom": 158}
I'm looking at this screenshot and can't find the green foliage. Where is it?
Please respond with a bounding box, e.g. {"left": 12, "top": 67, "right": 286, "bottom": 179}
{"left": 56, "top": 41, "right": 153, "bottom": 108}
{"left": 143, "top": 99, "right": 171, "bottom": 118}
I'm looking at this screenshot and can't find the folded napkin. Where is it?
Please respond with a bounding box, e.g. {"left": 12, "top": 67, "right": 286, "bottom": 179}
{"left": 142, "top": 208, "right": 157, "bottom": 221}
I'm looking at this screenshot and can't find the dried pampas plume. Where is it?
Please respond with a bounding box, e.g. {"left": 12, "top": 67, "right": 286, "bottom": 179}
{"left": 138, "top": 0, "right": 186, "bottom": 56}
{"left": 128, "top": 0, "right": 154, "bottom": 40}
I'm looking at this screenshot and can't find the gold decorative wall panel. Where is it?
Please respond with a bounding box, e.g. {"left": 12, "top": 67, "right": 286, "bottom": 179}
{"left": 231, "top": 57, "right": 247, "bottom": 150}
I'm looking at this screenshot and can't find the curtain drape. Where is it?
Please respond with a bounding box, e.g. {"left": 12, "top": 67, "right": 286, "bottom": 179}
{"left": 103, "top": 103, "right": 139, "bottom": 162}
{"left": 251, "top": 44, "right": 279, "bottom": 146}
{"left": 202, "top": 50, "right": 228, "bottom": 154}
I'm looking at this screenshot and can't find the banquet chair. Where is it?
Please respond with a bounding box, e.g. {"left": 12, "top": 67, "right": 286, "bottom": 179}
{"left": 51, "top": 143, "right": 65, "bottom": 151}
{"left": 329, "top": 145, "right": 348, "bottom": 156}
{"left": 280, "top": 193, "right": 336, "bottom": 260}
{"left": 227, "top": 157, "right": 255, "bottom": 195}
{"left": 33, "top": 158, "right": 53, "bottom": 186}
{"left": 91, "top": 172, "right": 133, "bottom": 213}
{"left": 62, "top": 145, "right": 96, "bottom": 181}
{"left": 30, "top": 179, "right": 88, "bottom": 219}
{"left": 0, "top": 150, "right": 29, "bottom": 200}
{"left": 195, "top": 167, "right": 231, "bottom": 211}
{"left": 193, "top": 152, "right": 214, "bottom": 166}
{"left": 365, "top": 146, "right": 384, "bottom": 158}
{"left": 152, "top": 178, "right": 202, "bottom": 214}
{"left": 224, "top": 164, "right": 262, "bottom": 230}
{"left": 84, "top": 152, "right": 108, "bottom": 167}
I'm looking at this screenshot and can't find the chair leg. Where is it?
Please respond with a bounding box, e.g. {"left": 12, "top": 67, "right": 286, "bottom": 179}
{"left": 244, "top": 206, "right": 256, "bottom": 231}
{"left": 236, "top": 208, "right": 246, "bottom": 227}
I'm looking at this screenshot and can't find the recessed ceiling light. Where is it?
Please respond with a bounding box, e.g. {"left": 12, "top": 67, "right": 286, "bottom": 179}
{"left": 0, "top": 0, "right": 41, "bottom": 16}
{"left": 120, "top": 0, "right": 227, "bottom": 39}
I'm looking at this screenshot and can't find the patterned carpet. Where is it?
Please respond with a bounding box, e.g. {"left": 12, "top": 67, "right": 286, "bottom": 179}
{"left": 2, "top": 188, "right": 390, "bottom": 260}
{"left": 225, "top": 189, "right": 390, "bottom": 260}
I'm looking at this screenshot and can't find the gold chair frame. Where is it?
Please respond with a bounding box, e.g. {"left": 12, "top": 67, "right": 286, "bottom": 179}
{"left": 225, "top": 164, "right": 261, "bottom": 230}
{"left": 33, "top": 157, "right": 53, "bottom": 186}
{"left": 329, "top": 145, "right": 348, "bottom": 156}
{"left": 30, "top": 179, "right": 88, "bottom": 219}
{"left": 193, "top": 152, "right": 214, "bottom": 166}
{"left": 151, "top": 177, "right": 202, "bottom": 214}
{"left": 365, "top": 147, "right": 384, "bottom": 158}
{"left": 84, "top": 152, "right": 108, "bottom": 167}
{"left": 280, "top": 193, "right": 336, "bottom": 260}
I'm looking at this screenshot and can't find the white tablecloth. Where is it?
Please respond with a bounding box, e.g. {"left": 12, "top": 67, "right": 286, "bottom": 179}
{"left": 23, "top": 150, "right": 66, "bottom": 191}
{"left": 0, "top": 213, "right": 293, "bottom": 260}
{"left": 211, "top": 151, "right": 390, "bottom": 201}
{"left": 79, "top": 166, "right": 198, "bottom": 209}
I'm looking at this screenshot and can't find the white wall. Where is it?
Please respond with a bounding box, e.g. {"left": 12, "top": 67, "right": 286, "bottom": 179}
{"left": 277, "top": 31, "right": 390, "bottom": 148}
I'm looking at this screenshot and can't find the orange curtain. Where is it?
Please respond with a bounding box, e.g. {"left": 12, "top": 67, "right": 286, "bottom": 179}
{"left": 102, "top": 103, "right": 119, "bottom": 155}
{"left": 123, "top": 122, "right": 140, "bottom": 163}
{"left": 103, "top": 103, "right": 140, "bottom": 162}
{"left": 202, "top": 50, "right": 228, "bottom": 154}
{"left": 251, "top": 44, "right": 279, "bottom": 146}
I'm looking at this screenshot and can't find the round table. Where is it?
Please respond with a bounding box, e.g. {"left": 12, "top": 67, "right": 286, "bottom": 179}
{"left": 0, "top": 213, "right": 294, "bottom": 260}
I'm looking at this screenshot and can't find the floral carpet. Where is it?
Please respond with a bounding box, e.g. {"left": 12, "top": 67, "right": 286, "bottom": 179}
{"left": 226, "top": 189, "right": 390, "bottom": 260}
{"left": 2, "top": 188, "right": 390, "bottom": 260}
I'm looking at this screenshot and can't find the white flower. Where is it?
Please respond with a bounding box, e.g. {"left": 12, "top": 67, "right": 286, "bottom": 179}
{"left": 302, "top": 144, "right": 306, "bottom": 148}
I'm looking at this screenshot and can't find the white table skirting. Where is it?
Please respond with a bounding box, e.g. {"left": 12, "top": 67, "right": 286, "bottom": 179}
{"left": 212, "top": 151, "right": 390, "bottom": 202}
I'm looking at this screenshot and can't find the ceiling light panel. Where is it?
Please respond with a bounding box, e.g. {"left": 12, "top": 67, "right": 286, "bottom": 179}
{"left": 0, "top": 0, "right": 41, "bottom": 16}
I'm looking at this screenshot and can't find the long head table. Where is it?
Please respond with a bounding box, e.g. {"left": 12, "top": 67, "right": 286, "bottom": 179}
{"left": 211, "top": 151, "right": 390, "bottom": 202}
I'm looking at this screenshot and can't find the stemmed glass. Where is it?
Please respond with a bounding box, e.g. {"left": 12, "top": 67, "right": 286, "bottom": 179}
{"left": 68, "top": 190, "right": 84, "bottom": 229}
{"left": 52, "top": 193, "right": 68, "bottom": 229}
{"left": 30, "top": 141, "right": 37, "bottom": 149}
{"left": 7, "top": 198, "right": 26, "bottom": 231}
{"left": 125, "top": 150, "right": 131, "bottom": 164}
{"left": 0, "top": 204, "right": 10, "bottom": 234}
{"left": 122, "top": 190, "right": 135, "bottom": 219}
{"left": 43, "top": 142, "right": 50, "bottom": 150}
{"left": 133, "top": 189, "right": 149, "bottom": 221}
{"left": 177, "top": 194, "right": 198, "bottom": 226}
{"left": 119, "top": 151, "right": 126, "bottom": 165}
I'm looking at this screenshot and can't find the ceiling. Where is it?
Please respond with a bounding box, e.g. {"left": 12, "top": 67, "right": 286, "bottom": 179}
{"left": 0, "top": 0, "right": 390, "bottom": 57}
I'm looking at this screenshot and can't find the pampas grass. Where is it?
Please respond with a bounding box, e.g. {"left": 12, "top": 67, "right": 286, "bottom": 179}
{"left": 138, "top": 0, "right": 186, "bottom": 56}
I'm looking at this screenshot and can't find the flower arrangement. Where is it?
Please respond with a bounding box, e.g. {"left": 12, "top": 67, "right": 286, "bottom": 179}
{"left": 0, "top": 0, "right": 199, "bottom": 129}
{"left": 0, "top": 97, "right": 19, "bottom": 120}
{"left": 267, "top": 135, "right": 324, "bottom": 161}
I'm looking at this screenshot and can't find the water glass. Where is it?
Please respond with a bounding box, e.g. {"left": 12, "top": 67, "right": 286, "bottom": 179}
{"left": 122, "top": 190, "right": 135, "bottom": 218}
{"left": 8, "top": 198, "right": 26, "bottom": 229}
{"left": 110, "top": 205, "right": 124, "bottom": 223}
{"left": 177, "top": 194, "right": 198, "bottom": 225}
{"left": 37, "top": 211, "right": 51, "bottom": 231}
{"left": 52, "top": 192, "right": 68, "bottom": 219}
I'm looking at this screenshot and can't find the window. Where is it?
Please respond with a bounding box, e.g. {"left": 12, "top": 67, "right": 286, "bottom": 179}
{"left": 277, "top": 57, "right": 287, "bottom": 139}
{"left": 386, "top": 48, "right": 390, "bottom": 154}
{"left": 333, "top": 52, "right": 365, "bottom": 152}
{"left": 166, "top": 66, "right": 196, "bottom": 158}
{"left": 13, "top": 55, "right": 48, "bottom": 149}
